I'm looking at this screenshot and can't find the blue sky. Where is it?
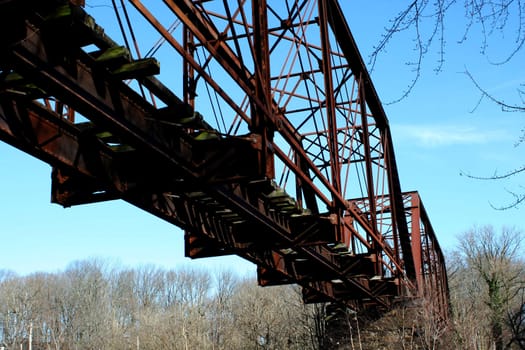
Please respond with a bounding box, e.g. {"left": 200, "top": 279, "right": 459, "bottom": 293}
{"left": 0, "top": 1, "right": 523, "bottom": 276}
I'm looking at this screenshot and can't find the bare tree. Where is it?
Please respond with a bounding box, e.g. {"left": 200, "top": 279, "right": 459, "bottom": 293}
{"left": 208, "top": 270, "right": 238, "bottom": 349}
{"left": 64, "top": 259, "right": 113, "bottom": 349}
{"left": 507, "top": 288, "right": 525, "bottom": 349}
{"left": 6, "top": 257, "right": 490, "bottom": 349}
{"left": 446, "top": 250, "right": 492, "bottom": 349}
{"left": 456, "top": 225, "right": 525, "bottom": 350}
{"left": 0, "top": 274, "right": 41, "bottom": 350}
{"left": 0, "top": 270, "right": 15, "bottom": 283}
{"left": 109, "top": 268, "right": 138, "bottom": 347}
{"left": 232, "top": 280, "right": 313, "bottom": 350}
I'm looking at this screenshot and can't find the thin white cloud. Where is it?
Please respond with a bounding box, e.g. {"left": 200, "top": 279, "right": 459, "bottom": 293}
{"left": 393, "top": 124, "right": 507, "bottom": 147}
{"left": 488, "top": 78, "right": 525, "bottom": 94}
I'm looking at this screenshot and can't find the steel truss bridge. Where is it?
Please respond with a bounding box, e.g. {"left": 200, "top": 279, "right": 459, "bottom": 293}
{"left": 0, "top": 0, "right": 449, "bottom": 317}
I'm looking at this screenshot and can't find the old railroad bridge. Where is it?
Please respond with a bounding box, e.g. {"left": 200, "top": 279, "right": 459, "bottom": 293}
{"left": 0, "top": 0, "right": 449, "bottom": 317}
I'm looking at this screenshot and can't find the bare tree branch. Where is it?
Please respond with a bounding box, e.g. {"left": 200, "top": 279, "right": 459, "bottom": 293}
{"left": 490, "top": 187, "right": 525, "bottom": 210}
{"left": 464, "top": 69, "right": 525, "bottom": 112}
{"left": 461, "top": 165, "right": 525, "bottom": 181}
{"left": 371, "top": 0, "right": 525, "bottom": 102}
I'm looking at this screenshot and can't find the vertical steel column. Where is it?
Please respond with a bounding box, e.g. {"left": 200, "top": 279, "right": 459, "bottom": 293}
{"left": 422, "top": 220, "right": 434, "bottom": 297}
{"left": 357, "top": 75, "right": 382, "bottom": 275}
{"left": 318, "top": 0, "right": 340, "bottom": 196}
{"left": 325, "top": 0, "right": 417, "bottom": 281}
{"left": 183, "top": 27, "right": 195, "bottom": 109}
{"left": 410, "top": 193, "right": 424, "bottom": 296}
{"left": 252, "top": 0, "right": 274, "bottom": 179}
{"left": 295, "top": 139, "right": 320, "bottom": 214}
{"left": 318, "top": 0, "right": 342, "bottom": 240}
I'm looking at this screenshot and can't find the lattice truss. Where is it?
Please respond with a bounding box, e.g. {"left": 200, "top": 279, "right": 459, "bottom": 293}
{"left": 403, "top": 192, "right": 449, "bottom": 318}
{"left": 114, "top": 0, "right": 405, "bottom": 277}
{"left": 1, "top": 0, "right": 444, "bottom": 307}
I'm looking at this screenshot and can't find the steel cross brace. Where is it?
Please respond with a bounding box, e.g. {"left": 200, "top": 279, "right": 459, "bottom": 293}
{"left": 0, "top": 12, "right": 384, "bottom": 307}
{"left": 0, "top": 96, "right": 391, "bottom": 307}
{"left": 130, "top": 0, "right": 415, "bottom": 285}
{"left": 0, "top": 1, "right": 420, "bottom": 308}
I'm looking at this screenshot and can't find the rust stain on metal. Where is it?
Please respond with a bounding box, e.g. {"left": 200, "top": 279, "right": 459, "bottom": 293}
{"left": 0, "top": 0, "right": 449, "bottom": 317}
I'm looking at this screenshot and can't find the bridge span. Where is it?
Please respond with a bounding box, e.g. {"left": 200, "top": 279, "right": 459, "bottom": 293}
{"left": 0, "top": 0, "right": 448, "bottom": 317}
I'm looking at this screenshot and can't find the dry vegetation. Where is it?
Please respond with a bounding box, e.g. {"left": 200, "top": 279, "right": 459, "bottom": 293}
{"left": 0, "top": 226, "right": 523, "bottom": 349}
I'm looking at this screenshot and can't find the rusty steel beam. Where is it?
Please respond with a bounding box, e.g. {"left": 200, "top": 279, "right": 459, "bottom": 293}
{"left": 0, "top": 95, "right": 363, "bottom": 306}
{"left": 210, "top": 184, "right": 391, "bottom": 307}
{"left": 140, "top": 0, "right": 412, "bottom": 282}
{"left": 0, "top": 4, "right": 387, "bottom": 307}
{"left": 4, "top": 19, "right": 259, "bottom": 184}
{"left": 0, "top": 1, "right": 450, "bottom": 314}
{"left": 0, "top": 99, "right": 126, "bottom": 192}
{"left": 318, "top": 0, "right": 341, "bottom": 197}
{"left": 131, "top": 0, "right": 354, "bottom": 212}
{"left": 127, "top": 5, "right": 400, "bottom": 289}
{"left": 405, "top": 192, "right": 450, "bottom": 319}
{"left": 325, "top": 0, "right": 416, "bottom": 281}
{"left": 6, "top": 24, "right": 193, "bottom": 178}
{"left": 128, "top": 186, "right": 390, "bottom": 307}
{"left": 251, "top": 0, "right": 274, "bottom": 178}
{"left": 126, "top": 0, "right": 402, "bottom": 305}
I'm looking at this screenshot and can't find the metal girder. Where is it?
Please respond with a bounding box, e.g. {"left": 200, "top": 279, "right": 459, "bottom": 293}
{"left": 134, "top": 0, "right": 414, "bottom": 284}
{"left": 0, "top": 95, "right": 371, "bottom": 306}
{"left": 0, "top": 4, "right": 387, "bottom": 307}
{"left": 405, "top": 192, "right": 450, "bottom": 319}
{"left": 129, "top": 0, "right": 356, "bottom": 212}
{"left": 3, "top": 19, "right": 260, "bottom": 184}
{"left": 0, "top": 0, "right": 450, "bottom": 314}
{"left": 324, "top": 0, "right": 416, "bottom": 282}
{"left": 0, "top": 99, "right": 127, "bottom": 192}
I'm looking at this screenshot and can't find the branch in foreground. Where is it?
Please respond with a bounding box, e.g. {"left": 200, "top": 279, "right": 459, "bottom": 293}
{"left": 461, "top": 165, "right": 525, "bottom": 181}
{"left": 461, "top": 168, "right": 525, "bottom": 210}
{"left": 464, "top": 69, "right": 525, "bottom": 113}
{"left": 489, "top": 188, "right": 525, "bottom": 211}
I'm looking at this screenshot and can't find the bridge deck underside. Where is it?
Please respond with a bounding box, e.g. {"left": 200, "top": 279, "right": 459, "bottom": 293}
{"left": 0, "top": 0, "right": 448, "bottom": 314}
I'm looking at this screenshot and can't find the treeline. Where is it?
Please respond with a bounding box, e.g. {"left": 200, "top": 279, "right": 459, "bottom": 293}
{"left": 0, "top": 260, "right": 323, "bottom": 350}
{"left": 1, "top": 225, "right": 524, "bottom": 350}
